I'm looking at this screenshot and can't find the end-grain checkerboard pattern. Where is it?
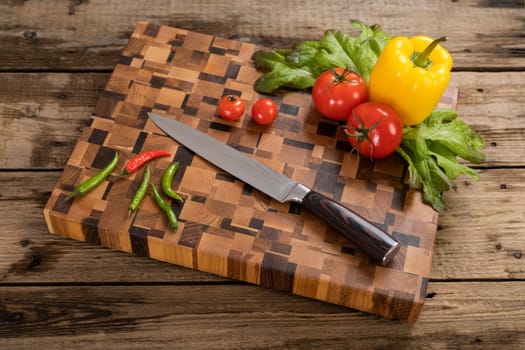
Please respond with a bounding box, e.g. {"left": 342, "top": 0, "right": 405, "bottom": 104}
{"left": 44, "top": 22, "right": 458, "bottom": 322}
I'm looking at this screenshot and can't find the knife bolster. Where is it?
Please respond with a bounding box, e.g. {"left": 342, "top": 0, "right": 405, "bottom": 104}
{"left": 282, "top": 183, "right": 311, "bottom": 203}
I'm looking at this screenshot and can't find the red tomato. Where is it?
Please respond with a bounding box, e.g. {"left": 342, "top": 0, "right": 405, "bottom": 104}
{"left": 251, "top": 98, "right": 278, "bottom": 125}
{"left": 344, "top": 102, "right": 403, "bottom": 159}
{"left": 312, "top": 68, "right": 368, "bottom": 121}
{"left": 218, "top": 95, "right": 245, "bottom": 121}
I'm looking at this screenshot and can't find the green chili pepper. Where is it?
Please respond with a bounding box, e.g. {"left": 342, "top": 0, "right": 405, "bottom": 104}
{"left": 161, "top": 162, "right": 184, "bottom": 203}
{"left": 68, "top": 152, "right": 119, "bottom": 200}
{"left": 128, "top": 165, "right": 150, "bottom": 216}
{"left": 150, "top": 184, "right": 179, "bottom": 230}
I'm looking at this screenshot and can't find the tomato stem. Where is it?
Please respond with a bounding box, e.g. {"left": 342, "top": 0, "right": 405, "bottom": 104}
{"left": 330, "top": 67, "right": 361, "bottom": 84}
{"left": 342, "top": 112, "right": 385, "bottom": 160}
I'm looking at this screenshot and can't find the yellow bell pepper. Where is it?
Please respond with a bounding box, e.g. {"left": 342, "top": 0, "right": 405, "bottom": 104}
{"left": 368, "top": 36, "right": 453, "bottom": 126}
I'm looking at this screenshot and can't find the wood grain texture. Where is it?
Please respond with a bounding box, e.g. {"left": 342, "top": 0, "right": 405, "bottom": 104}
{"left": 434, "top": 168, "right": 525, "bottom": 280}
{"left": 0, "top": 73, "right": 108, "bottom": 169}
{"left": 450, "top": 72, "right": 525, "bottom": 167}
{"left": 0, "top": 0, "right": 524, "bottom": 70}
{"left": 1, "top": 283, "right": 524, "bottom": 349}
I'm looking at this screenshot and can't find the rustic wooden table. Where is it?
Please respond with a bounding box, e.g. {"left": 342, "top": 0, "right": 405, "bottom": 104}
{"left": 1, "top": 1, "right": 524, "bottom": 349}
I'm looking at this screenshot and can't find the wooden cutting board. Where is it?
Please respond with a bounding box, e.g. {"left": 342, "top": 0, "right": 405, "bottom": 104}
{"left": 44, "top": 22, "right": 458, "bottom": 322}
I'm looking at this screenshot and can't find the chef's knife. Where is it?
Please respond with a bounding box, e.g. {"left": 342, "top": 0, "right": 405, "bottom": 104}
{"left": 148, "top": 112, "right": 400, "bottom": 266}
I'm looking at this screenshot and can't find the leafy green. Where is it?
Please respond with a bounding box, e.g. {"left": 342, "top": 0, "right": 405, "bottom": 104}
{"left": 253, "top": 20, "right": 485, "bottom": 211}
{"left": 397, "top": 109, "right": 486, "bottom": 211}
{"left": 252, "top": 20, "right": 392, "bottom": 93}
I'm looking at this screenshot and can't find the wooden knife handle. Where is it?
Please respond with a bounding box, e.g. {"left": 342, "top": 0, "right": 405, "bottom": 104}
{"left": 302, "top": 191, "right": 400, "bottom": 266}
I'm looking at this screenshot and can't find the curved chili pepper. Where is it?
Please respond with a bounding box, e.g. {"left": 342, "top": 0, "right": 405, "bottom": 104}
{"left": 150, "top": 184, "right": 179, "bottom": 230}
{"left": 68, "top": 152, "right": 119, "bottom": 200}
{"left": 128, "top": 165, "right": 151, "bottom": 216}
{"left": 161, "top": 162, "right": 184, "bottom": 204}
{"left": 121, "top": 150, "right": 171, "bottom": 175}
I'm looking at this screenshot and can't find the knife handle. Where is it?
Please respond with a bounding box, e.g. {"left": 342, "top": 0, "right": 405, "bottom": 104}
{"left": 302, "top": 191, "right": 400, "bottom": 266}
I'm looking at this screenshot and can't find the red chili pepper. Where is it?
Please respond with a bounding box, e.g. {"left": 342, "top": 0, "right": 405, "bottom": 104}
{"left": 121, "top": 150, "right": 171, "bottom": 175}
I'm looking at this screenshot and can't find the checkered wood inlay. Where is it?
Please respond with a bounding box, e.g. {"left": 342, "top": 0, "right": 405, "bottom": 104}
{"left": 44, "top": 22, "right": 458, "bottom": 322}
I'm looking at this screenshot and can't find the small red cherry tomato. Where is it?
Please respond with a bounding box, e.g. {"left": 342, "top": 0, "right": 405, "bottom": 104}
{"left": 218, "top": 95, "right": 245, "bottom": 121}
{"left": 312, "top": 68, "right": 368, "bottom": 121}
{"left": 251, "top": 98, "right": 278, "bottom": 125}
{"left": 344, "top": 102, "right": 403, "bottom": 159}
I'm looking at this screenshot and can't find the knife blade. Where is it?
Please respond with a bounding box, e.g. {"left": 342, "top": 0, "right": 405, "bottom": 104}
{"left": 148, "top": 112, "right": 400, "bottom": 266}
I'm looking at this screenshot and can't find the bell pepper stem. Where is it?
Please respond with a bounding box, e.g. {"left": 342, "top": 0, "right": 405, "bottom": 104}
{"left": 413, "top": 36, "right": 447, "bottom": 68}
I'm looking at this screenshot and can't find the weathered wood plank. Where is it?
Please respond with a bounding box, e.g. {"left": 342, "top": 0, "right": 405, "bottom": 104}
{"left": 1, "top": 282, "right": 524, "bottom": 349}
{"left": 0, "top": 0, "right": 523, "bottom": 71}
{"left": 434, "top": 168, "right": 525, "bottom": 279}
{"left": 0, "top": 169, "right": 523, "bottom": 283}
{"left": 0, "top": 73, "right": 108, "bottom": 169}
{"left": 450, "top": 72, "right": 525, "bottom": 167}
{"left": 1, "top": 72, "right": 524, "bottom": 169}
{"left": 0, "top": 0, "right": 522, "bottom": 346}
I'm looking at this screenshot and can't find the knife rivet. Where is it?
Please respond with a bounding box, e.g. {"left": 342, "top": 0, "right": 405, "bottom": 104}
{"left": 23, "top": 31, "right": 37, "bottom": 41}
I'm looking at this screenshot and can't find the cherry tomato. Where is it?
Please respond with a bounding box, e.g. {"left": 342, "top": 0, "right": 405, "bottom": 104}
{"left": 344, "top": 102, "right": 403, "bottom": 159}
{"left": 251, "top": 98, "right": 278, "bottom": 125}
{"left": 312, "top": 68, "right": 368, "bottom": 121}
{"left": 218, "top": 95, "right": 245, "bottom": 121}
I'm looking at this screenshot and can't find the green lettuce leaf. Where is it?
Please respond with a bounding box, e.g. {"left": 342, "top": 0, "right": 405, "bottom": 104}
{"left": 397, "top": 109, "right": 486, "bottom": 211}
{"left": 251, "top": 49, "right": 319, "bottom": 93}
{"left": 252, "top": 20, "right": 392, "bottom": 93}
